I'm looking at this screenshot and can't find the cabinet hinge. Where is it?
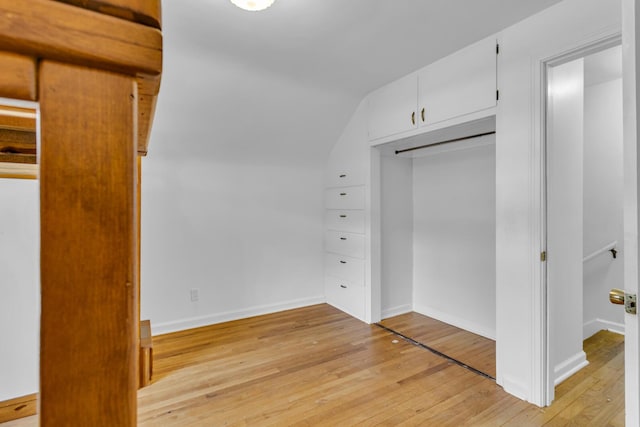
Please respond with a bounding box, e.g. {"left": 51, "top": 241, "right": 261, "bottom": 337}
{"left": 496, "top": 90, "right": 499, "bottom": 101}
{"left": 496, "top": 44, "right": 500, "bottom": 55}
{"left": 541, "top": 251, "right": 547, "bottom": 262}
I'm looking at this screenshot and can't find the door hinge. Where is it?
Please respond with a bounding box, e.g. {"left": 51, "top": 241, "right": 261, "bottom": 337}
{"left": 496, "top": 44, "right": 500, "bottom": 55}
{"left": 496, "top": 90, "right": 500, "bottom": 101}
{"left": 541, "top": 251, "right": 547, "bottom": 262}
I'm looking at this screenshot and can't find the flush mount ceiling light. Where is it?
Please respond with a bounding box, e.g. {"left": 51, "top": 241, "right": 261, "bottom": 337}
{"left": 230, "top": 0, "right": 275, "bottom": 11}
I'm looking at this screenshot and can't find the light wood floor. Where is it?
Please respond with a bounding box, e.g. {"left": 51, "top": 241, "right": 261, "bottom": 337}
{"left": 379, "top": 311, "right": 496, "bottom": 379}
{"left": 2, "top": 304, "right": 624, "bottom": 426}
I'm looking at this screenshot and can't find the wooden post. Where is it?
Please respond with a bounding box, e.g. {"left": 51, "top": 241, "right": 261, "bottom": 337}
{"left": 39, "top": 60, "right": 139, "bottom": 425}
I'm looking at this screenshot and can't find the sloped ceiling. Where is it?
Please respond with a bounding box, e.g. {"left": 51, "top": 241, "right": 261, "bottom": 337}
{"left": 151, "top": 0, "right": 563, "bottom": 163}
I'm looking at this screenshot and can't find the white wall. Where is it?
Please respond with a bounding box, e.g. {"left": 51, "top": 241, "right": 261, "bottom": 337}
{"left": 380, "top": 154, "right": 413, "bottom": 318}
{"left": 139, "top": 21, "right": 358, "bottom": 333}
{"left": 583, "top": 77, "right": 624, "bottom": 338}
{"left": 412, "top": 139, "right": 496, "bottom": 339}
{"left": 496, "top": 0, "right": 621, "bottom": 404}
{"left": 0, "top": 178, "right": 39, "bottom": 401}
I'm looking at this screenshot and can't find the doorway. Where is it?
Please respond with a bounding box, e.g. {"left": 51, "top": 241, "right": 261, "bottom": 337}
{"left": 545, "top": 41, "right": 624, "bottom": 405}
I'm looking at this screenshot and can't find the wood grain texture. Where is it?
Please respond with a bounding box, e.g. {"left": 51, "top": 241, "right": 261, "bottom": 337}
{"left": 39, "top": 60, "right": 138, "bottom": 426}
{"left": 0, "top": 106, "right": 36, "bottom": 131}
{"left": 139, "top": 320, "right": 153, "bottom": 388}
{"left": 2, "top": 306, "right": 623, "bottom": 426}
{"left": 53, "top": 0, "right": 161, "bottom": 29}
{"left": 0, "top": 128, "right": 37, "bottom": 165}
{"left": 0, "top": 162, "right": 37, "bottom": 179}
{"left": 380, "top": 311, "right": 497, "bottom": 378}
{"left": 0, "top": 395, "right": 36, "bottom": 424}
{"left": 0, "top": 0, "right": 161, "bottom": 77}
{"left": 137, "top": 93, "right": 157, "bottom": 155}
{"left": 0, "top": 52, "right": 36, "bottom": 101}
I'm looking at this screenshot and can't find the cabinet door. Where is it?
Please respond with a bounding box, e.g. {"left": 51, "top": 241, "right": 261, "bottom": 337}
{"left": 367, "top": 73, "right": 418, "bottom": 141}
{"left": 418, "top": 37, "right": 497, "bottom": 126}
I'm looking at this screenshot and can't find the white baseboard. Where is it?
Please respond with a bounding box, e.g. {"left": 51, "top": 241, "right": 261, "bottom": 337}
{"left": 152, "top": 295, "right": 326, "bottom": 336}
{"left": 554, "top": 350, "right": 589, "bottom": 386}
{"left": 381, "top": 304, "right": 412, "bottom": 320}
{"left": 413, "top": 303, "right": 496, "bottom": 340}
{"left": 499, "top": 374, "right": 530, "bottom": 403}
{"left": 583, "top": 318, "right": 625, "bottom": 340}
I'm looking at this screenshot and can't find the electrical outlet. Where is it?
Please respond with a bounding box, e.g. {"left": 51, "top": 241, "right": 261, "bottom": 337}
{"left": 190, "top": 288, "right": 199, "bottom": 302}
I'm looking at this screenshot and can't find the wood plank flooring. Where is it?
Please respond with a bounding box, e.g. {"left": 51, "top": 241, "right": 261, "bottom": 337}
{"left": 1, "top": 304, "right": 624, "bottom": 426}
{"left": 379, "top": 311, "right": 496, "bottom": 379}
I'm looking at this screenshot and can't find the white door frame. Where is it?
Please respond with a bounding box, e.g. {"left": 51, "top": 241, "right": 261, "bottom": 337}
{"left": 538, "top": 1, "right": 640, "bottom": 421}
{"left": 621, "top": 0, "right": 640, "bottom": 424}
{"left": 540, "top": 35, "right": 622, "bottom": 406}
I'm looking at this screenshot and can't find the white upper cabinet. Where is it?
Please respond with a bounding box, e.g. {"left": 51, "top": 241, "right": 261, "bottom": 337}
{"left": 366, "top": 72, "right": 418, "bottom": 141}
{"left": 418, "top": 37, "right": 497, "bottom": 127}
{"left": 366, "top": 35, "right": 497, "bottom": 142}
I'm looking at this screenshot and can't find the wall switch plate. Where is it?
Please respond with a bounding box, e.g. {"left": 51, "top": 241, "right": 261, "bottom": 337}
{"left": 190, "top": 288, "right": 199, "bottom": 302}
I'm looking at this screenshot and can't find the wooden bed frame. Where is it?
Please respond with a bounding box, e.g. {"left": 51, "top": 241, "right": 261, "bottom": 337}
{"left": 0, "top": 1, "right": 162, "bottom": 425}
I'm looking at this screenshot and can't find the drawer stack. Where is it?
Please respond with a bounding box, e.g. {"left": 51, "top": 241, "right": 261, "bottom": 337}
{"left": 324, "top": 174, "right": 366, "bottom": 320}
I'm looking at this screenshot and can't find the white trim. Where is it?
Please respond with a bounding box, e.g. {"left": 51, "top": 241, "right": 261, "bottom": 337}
{"left": 151, "top": 296, "right": 326, "bottom": 336}
{"left": 381, "top": 304, "right": 412, "bottom": 320}
{"left": 583, "top": 318, "right": 625, "bottom": 339}
{"left": 553, "top": 351, "right": 589, "bottom": 386}
{"left": 501, "top": 375, "right": 530, "bottom": 402}
{"left": 413, "top": 303, "right": 496, "bottom": 340}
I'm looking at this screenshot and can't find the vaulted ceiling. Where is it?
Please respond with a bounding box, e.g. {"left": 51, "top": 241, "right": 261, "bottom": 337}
{"left": 150, "top": 0, "right": 563, "bottom": 164}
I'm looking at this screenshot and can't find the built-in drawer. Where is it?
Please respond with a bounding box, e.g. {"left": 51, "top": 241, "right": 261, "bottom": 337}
{"left": 325, "top": 253, "right": 364, "bottom": 286}
{"left": 325, "top": 210, "right": 365, "bottom": 234}
{"left": 324, "top": 186, "right": 365, "bottom": 210}
{"left": 324, "top": 230, "right": 365, "bottom": 259}
{"left": 325, "top": 275, "right": 365, "bottom": 320}
{"left": 325, "top": 159, "right": 366, "bottom": 188}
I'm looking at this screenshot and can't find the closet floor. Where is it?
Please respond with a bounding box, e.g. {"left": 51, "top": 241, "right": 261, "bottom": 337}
{"left": 378, "top": 311, "right": 496, "bottom": 379}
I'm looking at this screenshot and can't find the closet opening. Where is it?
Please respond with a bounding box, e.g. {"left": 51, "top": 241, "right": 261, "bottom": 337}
{"left": 375, "top": 117, "right": 497, "bottom": 379}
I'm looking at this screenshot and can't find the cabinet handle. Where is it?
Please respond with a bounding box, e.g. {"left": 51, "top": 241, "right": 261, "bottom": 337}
{"left": 421, "top": 107, "right": 425, "bottom": 122}
{"left": 340, "top": 260, "right": 347, "bottom": 264}
{"left": 339, "top": 192, "right": 347, "bottom": 196}
{"left": 340, "top": 237, "right": 347, "bottom": 241}
{"left": 339, "top": 214, "right": 347, "bottom": 218}
{"left": 339, "top": 174, "right": 347, "bottom": 178}
{"left": 340, "top": 284, "right": 347, "bottom": 289}
{"left": 411, "top": 111, "right": 416, "bottom": 125}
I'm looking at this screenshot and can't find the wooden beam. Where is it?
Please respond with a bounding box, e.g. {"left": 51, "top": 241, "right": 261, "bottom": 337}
{"left": 39, "top": 60, "right": 138, "bottom": 426}
{"left": 0, "top": 162, "right": 37, "bottom": 179}
{"left": 136, "top": 74, "right": 161, "bottom": 154}
{"left": 0, "top": 105, "right": 37, "bottom": 132}
{"left": 0, "top": 52, "right": 36, "bottom": 101}
{"left": 53, "top": 0, "right": 162, "bottom": 29}
{"left": 0, "top": 0, "right": 162, "bottom": 77}
{"left": 0, "top": 128, "right": 36, "bottom": 151}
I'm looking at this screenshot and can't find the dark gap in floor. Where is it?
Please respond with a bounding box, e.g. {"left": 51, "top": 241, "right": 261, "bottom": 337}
{"left": 375, "top": 323, "right": 496, "bottom": 381}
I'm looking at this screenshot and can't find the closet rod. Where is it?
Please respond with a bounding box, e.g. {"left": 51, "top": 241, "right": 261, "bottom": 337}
{"left": 394, "top": 130, "right": 496, "bottom": 155}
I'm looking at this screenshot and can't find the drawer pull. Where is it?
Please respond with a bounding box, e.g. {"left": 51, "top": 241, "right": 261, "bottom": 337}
{"left": 340, "top": 284, "right": 347, "bottom": 289}
{"left": 340, "top": 192, "right": 347, "bottom": 196}
{"left": 339, "top": 174, "right": 347, "bottom": 178}
{"left": 339, "top": 214, "right": 347, "bottom": 218}
{"left": 340, "top": 237, "right": 347, "bottom": 241}
{"left": 340, "top": 260, "right": 347, "bottom": 264}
